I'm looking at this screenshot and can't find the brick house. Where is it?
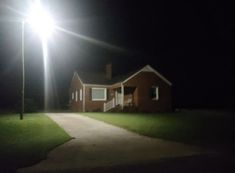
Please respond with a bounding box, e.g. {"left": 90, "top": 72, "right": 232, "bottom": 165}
{"left": 69, "top": 64, "right": 172, "bottom": 112}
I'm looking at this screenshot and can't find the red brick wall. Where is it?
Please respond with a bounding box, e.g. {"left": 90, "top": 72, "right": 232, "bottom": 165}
{"left": 84, "top": 86, "right": 112, "bottom": 112}
{"left": 124, "top": 72, "right": 172, "bottom": 112}
{"left": 70, "top": 71, "right": 171, "bottom": 112}
{"left": 69, "top": 74, "right": 83, "bottom": 112}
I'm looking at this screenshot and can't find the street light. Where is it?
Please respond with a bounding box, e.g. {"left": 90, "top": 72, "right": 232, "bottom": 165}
{"left": 20, "top": 20, "right": 25, "bottom": 120}
{"left": 20, "top": 0, "right": 54, "bottom": 120}
{"left": 26, "top": 1, "right": 55, "bottom": 40}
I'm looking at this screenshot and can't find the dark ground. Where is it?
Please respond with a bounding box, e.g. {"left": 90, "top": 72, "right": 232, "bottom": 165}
{"left": 1, "top": 154, "right": 231, "bottom": 173}
{"left": 83, "top": 155, "right": 235, "bottom": 173}
{"left": 82, "top": 154, "right": 235, "bottom": 173}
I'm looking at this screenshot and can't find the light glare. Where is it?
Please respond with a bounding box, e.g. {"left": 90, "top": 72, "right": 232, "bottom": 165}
{"left": 27, "top": 1, "right": 54, "bottom": 39}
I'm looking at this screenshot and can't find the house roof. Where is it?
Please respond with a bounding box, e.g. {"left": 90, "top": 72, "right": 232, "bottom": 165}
{"left": 75, "top": 65, "right": 172, "bottom": 86}
{"left": 76, "top": 71, "right": 114, "bottom": 85}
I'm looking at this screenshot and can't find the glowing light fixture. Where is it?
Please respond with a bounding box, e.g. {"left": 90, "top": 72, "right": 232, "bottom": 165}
{"left": 26, "top": 0, "right": 55, "bottom": 39}
{"left": 20, "top": 0, "right": 55, "bottom": 120}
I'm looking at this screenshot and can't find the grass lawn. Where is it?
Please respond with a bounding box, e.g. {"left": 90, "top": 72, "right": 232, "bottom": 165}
{"left": 0, "top": 113, "right": 71, "bottom": 173}
{"left": 82, "top": 110, "right": 235, "bottom": 150}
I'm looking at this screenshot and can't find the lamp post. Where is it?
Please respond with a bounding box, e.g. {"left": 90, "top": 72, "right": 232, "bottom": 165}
{"left": 20, "top": 20, "right": 25, "bottom": 120}
{"left": 19, "top": 0, "right": 54, "bottom": 120}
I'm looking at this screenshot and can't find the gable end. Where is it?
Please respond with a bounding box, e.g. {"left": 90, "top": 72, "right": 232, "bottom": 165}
{"left": 72, "top": 71, "right": 84, "bottom": 85}
{"left": 123, "top": 65, "right": 172, "bottom": 86}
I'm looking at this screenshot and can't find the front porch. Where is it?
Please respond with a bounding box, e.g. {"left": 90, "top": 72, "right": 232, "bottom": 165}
{"left": 103, "top": 85, "right": 138, "bottom": 112}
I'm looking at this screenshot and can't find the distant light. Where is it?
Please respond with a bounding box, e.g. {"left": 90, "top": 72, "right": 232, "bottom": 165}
{"left": 26, "top": 0, "right": 54, "bottom": 40}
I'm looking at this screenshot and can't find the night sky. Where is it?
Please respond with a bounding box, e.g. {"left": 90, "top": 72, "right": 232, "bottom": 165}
{"left": 0, "top": 0, "right": 234, "bottom": 111}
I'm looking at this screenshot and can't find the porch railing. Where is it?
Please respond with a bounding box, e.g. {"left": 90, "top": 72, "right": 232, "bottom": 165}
{"left": 103, "top": 98, "right": 115, "bottom": 112}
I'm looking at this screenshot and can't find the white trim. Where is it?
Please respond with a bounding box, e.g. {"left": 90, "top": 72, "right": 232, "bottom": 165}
{"left": 70, "top": 72, "right": 84, "bottom": 96}
{"left": 71, "top": 92, "right": 74, "bottom": 100}
{"left": 91, "top": 88, "right": 107, "bottom": 101}
{"left": 80, "top": 89, "right": 82, "bottom": 101}
{"left": 72, "top": 72, "right": 84, "bottom": 85}
{"left": 111, "top": 82, "right": 122, "bottom": 88}
{"left": 142, "top": 66, "right": 153, "bottom": 72}
{"left": 146, "top": 65, "right": 172, "bottom": 86}
{"left": 115, "top": 90, "right": 118, "bottom": 106}
{"left": 123, "top": 65, "right": 172, "bottom": 86}
{"left": 151, "top": 86, "right": 159, "bottom": 100}
{"left": 75, "top": 90, "right": 78, "bottom": 102}
{"left": 155, "top": 86, "right": 159, "bottom": 100}
{"left": 156, "top": 86, "right": 159, "bottom": 100}
{"left": 121, "top": 83, "right": 124, "bottom": 110}
{"left": 84, "top": 84, "right": 111, "bottom": 87}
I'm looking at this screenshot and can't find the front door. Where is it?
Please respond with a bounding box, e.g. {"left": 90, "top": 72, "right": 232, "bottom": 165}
{"left": 115, "top": 91, "right": 122, "bottom": 105}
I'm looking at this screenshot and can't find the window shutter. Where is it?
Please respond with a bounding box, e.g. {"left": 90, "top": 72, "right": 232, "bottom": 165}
{"left": 80, "top": 89, "right": 82, "bottom": 101}
{"left": 72, "top": 92, "right": 74, "bottom": 100}
{"left": 75, "top": 90, "right": 78, "bottom": 102}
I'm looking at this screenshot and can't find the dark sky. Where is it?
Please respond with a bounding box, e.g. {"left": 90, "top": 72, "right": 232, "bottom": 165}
{"left": 0, "top": 0, "right": 235, "bottom": 110}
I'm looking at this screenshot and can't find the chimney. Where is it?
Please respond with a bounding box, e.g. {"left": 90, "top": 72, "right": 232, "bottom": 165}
{"left": 105, "top": 63, "right": 112, "bottom": 80}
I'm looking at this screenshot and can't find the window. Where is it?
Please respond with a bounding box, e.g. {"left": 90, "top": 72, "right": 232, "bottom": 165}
{"left": 75, "top": 90, "right": 78, "bottom": 102}
{"left": 91, "top": 88, "right": 107, "bottom": 101}
{"left": 150, "top": 86, "right": 159, "bottom": 100}
{"left": 72, "top": 92, "right": 74, "bottom": 100}
{"left": 80, "top": 89, "right": 82, "bottom": 101}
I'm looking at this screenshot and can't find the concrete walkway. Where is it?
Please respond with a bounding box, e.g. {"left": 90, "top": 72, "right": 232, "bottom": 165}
{"left": 18, "top": 113, "right": 203, "bottom": 173}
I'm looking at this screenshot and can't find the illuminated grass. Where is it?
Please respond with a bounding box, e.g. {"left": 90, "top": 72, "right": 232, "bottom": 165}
{"left": 0, "top": 113, "right": 71, "bottom": 172}
{"left": 82, "top": 111, "right": 235, "bottom": 147}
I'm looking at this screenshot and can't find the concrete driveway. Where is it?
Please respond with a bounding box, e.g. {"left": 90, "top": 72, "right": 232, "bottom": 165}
{"left": 18, "top": 113, "right": 203, "bottom": 173}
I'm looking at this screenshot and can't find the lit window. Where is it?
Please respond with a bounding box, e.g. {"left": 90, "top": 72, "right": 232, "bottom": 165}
{"left": 150, "top": 86, "right": 159, "bottom": 100}
{"left": 91, "top": 88, "right": 107, "bottom": 101}
{"left": 80, "top": 89, "right": 82, "bottom": 101}
{"left": 75, "top": 90, "right": 78, "bottom": 102}
{"left": 72, "top": 92, "right": 74, "bottom": 100}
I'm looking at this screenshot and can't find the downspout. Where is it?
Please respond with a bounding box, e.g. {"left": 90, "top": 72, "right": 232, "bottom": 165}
{"left": 83, "top": 84, "right": 85, "bottom": 112}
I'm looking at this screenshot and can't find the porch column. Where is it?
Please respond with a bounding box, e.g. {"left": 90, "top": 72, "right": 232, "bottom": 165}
{"left": 121, "top": 83, "right": 124, "bottom": 110}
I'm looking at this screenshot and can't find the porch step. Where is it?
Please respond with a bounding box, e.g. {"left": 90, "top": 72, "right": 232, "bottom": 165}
{"left": 106, "top": 105, "right": 138, "bottom": 113}
{"left": 108, "top": 105, "right": 122, "bottom": 112}
{"left": 123, "top": 106, "right": 138, "bottom": 112}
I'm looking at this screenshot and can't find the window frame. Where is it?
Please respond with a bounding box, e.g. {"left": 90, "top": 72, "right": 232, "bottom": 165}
{"left": 91, "top": 88, "right": 107, "bottom": 101}
{"left": 150, "top": 86, "right": 159, "bottom": 100}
